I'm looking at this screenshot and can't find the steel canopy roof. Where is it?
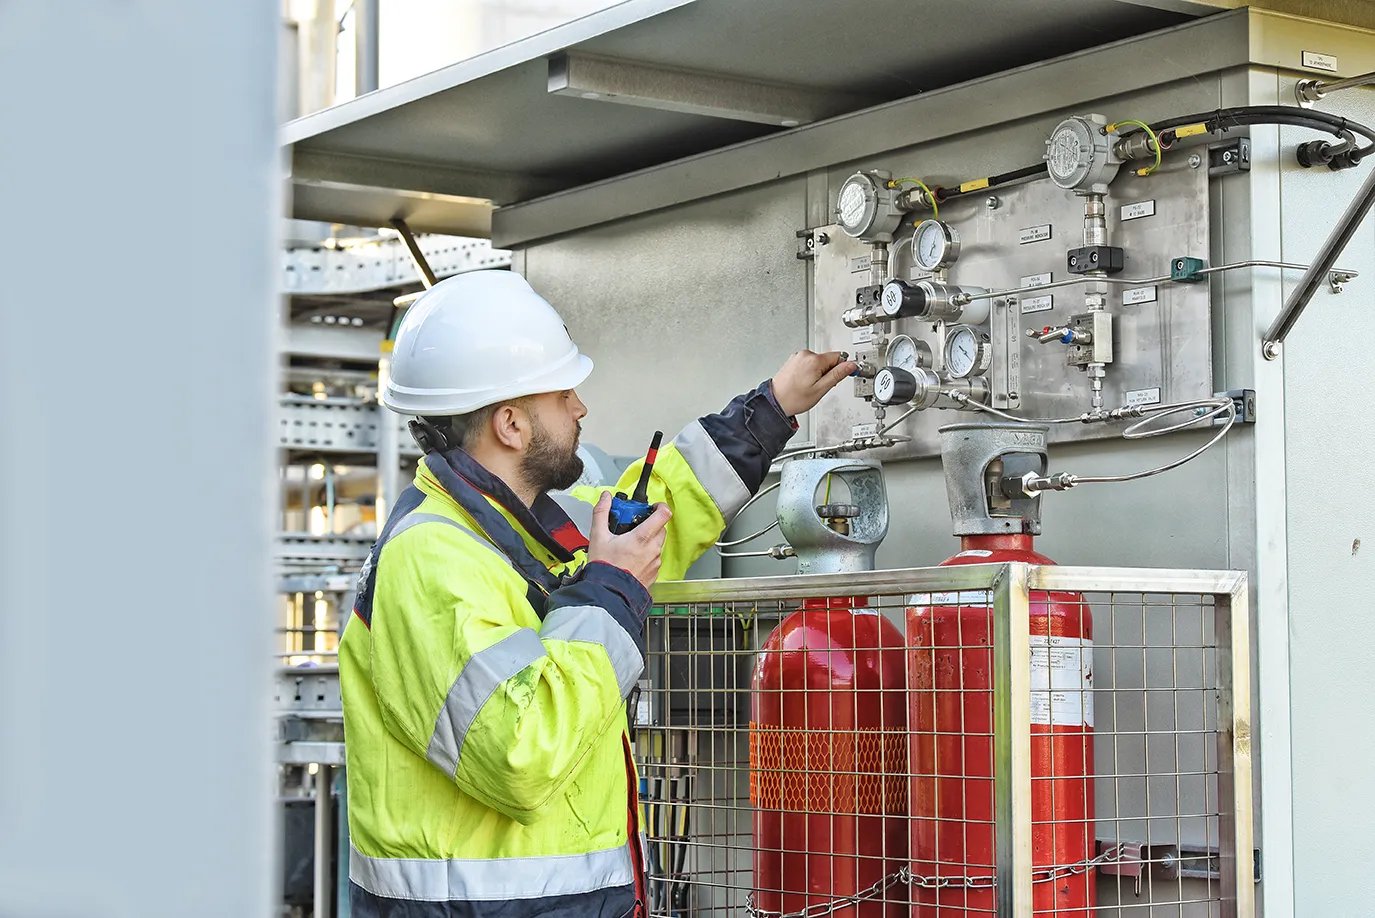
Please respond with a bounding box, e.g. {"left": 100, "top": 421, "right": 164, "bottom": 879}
{"left": 284, "top": 0, "right": 1210, "bottom": 235}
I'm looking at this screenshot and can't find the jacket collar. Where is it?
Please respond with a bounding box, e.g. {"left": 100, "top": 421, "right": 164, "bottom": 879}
{"left": 418, "top": 448, "right": 587, "bottom": 564}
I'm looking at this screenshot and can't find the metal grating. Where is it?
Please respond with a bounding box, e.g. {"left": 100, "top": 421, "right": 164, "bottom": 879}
{"left": 641, "top": 565, "right": 1253, "bottom": 918}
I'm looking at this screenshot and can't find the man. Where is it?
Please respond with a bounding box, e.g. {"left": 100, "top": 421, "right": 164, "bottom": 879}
{"left": 341, "top": 269, "right": 855, "bottom": 917}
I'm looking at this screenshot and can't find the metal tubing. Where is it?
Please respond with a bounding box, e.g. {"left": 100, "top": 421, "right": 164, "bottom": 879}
{"left": 1263, "top": 163, "right": 1375, "bottom": 358}
{"left": 1297, "top": 69, "right": 1375, "bottom": 104}
{"left": 353, "top": 0, "right": 379, "bottom": 96}
{"left": 314, "top": 764, "right": 334, "bottom": 918}
{"left": 991, "top": 563, "right": 1033, "bottom": 918}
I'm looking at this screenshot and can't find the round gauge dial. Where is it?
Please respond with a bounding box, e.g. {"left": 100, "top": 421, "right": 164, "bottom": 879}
{"left": 884, "top": 334, "right": 931, "bottom": 372}
{"left": 912, "top": 219, "right": 961, "bottom": 272}
{"left": 944, "top": 325, "right": 989, "bottom": 379}
{"left": 836, "top": 174, "right": 876, "bottom": 236}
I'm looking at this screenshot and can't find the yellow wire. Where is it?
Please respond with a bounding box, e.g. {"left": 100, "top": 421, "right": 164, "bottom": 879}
{"left": 887, "top": 176, "right": 939, "bottom": 219}
{"left": 1108, "top": 119, "right": 1163, "bottom": 177}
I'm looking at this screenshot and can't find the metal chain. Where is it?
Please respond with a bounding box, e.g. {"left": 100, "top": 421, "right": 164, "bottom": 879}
{"left": 743, "top": 846, "right": 1129, "bottom": 918}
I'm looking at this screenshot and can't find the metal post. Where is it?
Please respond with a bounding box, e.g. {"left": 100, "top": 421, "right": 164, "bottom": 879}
{"left": 1262, "top": 163, "right": 1375, "bottom": 358}
{"left": 376, "top": 348, "right": 400, "bottom": 525}
{"left": 1216, "top": 580, "right": 1256, "bottom": 916}
{"left": 991, "top": 562, "right": 1033, "bottom": 918}
{"left": 353, "top": 0, "right": 379, "bottom": 96}
{"left": 390, "top": 218, "right": 437, "bottom": 288}
{"left": 315, "top": 764, "right": 334, "bottom": 918}
{"left": 297, "top": 0, "right": 338, "bottom": 117}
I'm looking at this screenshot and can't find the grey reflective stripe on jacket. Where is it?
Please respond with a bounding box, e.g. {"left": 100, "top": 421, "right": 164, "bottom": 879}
{"left": 673, "top": 420, "right": 751, "bottom": 520}
{"left": 548, "top": 491, "right": 595, "bottom": 537}
{"left": 541, "top": 604, "right": 644, "bottom": 697}
{"left": 350, "top": 843, "right": 636, "bottom": 901}
{"left": 425, "top": 628, "right": 547, "bottom": 776}
{"left": 390, "top": 511, "right": 512, "bottom": 566}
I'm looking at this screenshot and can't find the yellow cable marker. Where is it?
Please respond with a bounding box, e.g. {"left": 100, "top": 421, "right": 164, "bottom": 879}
{"left": 959, "top": 177, "right": 991, "bottom": 193}
{"left": 1175, "top": 123, "right": 1209, "bottom": 139}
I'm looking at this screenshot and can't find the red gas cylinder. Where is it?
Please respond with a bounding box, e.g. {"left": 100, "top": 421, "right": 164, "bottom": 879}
{"left": 907, "top": 534, "right": 1094, "bottom": 916}
{"left": 750, "top": 596, "right": 908, "bottom": 916}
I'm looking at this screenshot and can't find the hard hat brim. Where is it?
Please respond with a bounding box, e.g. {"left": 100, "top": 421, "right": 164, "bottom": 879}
{"left": 382, "top": 353, "right": 594, "bottom": 416}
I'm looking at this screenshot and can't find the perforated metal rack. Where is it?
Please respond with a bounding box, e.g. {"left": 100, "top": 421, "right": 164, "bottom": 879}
{"left": 642, "top": 564, "right": 1253, "bottom": 917}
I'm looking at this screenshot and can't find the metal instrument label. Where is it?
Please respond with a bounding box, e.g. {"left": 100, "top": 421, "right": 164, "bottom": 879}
{"left": 851, "top": 326, "right": 875, "bottom": 345}
{"left": 1031, "top": 635, "right": 1094, "bottom": 727}
{"left": 1019, "top": 224, "right": 1053, "bottom": 245}
{"left": 1301, "top": 50, "right": 1339, "bottom": 73}
{"left": 849, "top": 255, "right": 872, "bottom": 273}
{"left": 851, "top": 422, "right": 879, "bottom": 438}
{"left": 1125, "top": 386, "right": 1162, "bottom": 407}
{"left": 1121, "top": 200, "right": 1156, "bottom": 221}
{"left": 1123, "top": 285, "right": 1158, "bottom": 305}
{"left": 1021, "top": 294, "right": 1054, "bottom": 314}
{"left": 1020, "top": 272, "right": 1053, "bottom": 288}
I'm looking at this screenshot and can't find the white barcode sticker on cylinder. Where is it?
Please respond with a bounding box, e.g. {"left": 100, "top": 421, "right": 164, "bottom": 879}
{"left": 1030, "top": 635, "right": 1094, "bottom": 727}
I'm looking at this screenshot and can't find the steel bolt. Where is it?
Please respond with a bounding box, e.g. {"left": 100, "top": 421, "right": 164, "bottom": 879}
{"left": 1223, "top": 151, "right": 1234, "bottom": 163}
{"left": 985, "top": 195, "right": 1000, "bottom": 210}
{"left": 1188, "top": 153, "right": 1202, "bottom": 169}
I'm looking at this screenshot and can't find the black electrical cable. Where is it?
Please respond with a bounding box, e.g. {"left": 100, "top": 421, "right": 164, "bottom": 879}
{"left": 1144, "top": 105, "right": 1375, "bottom": 159}
{"left": 932, "top": 105, "right": 1375, "bottom": 207}
{"left": 936, "top": 163, "right": 1049, "bottom": 202}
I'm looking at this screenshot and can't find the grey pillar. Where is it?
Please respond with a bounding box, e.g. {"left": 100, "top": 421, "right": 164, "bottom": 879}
{"left": 0, "top": 3, "right": 279, "bottom": 916}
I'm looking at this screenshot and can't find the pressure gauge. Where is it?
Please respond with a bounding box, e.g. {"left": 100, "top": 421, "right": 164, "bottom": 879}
{"left": 912, "top": 219, "right": 961, "bottom": 272}
{"left": 834, "top": 171, "right": 904, "bottom": 241}
{"left": 884, "top": 334, "right": 932, "bottom": 372}
{"left": 943, "top": 325, "right": 990, "bottom": 379}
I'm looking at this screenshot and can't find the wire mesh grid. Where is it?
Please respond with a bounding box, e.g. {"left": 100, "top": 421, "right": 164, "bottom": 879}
{"left": 639, "top": 564, "right": 1252, "bottom": 918}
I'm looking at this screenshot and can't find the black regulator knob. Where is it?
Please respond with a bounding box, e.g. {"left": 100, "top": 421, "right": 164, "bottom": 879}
{"left": 874, "top": 367, "right": 918, "bottom": 406}
{"left": 879, "top": 279, "right": 927, "bottom": 319}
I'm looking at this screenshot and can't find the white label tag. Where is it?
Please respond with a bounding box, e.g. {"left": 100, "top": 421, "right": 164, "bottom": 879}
{"left": 1301, "top": 50, "right": 1339, "bottom": 73}
{"left": 1125, "top": 386, "right": 1162, "bottom": 407}
{"left": 910, "top": 589, "right": 991, "bottom": 607}
{"left": 850, "top": 255, "right": 872, "bottom": 273}
{"left": 851, "top": 422, "right": 879, "bottom": 438}
{"left": 1031, "top": 635, "right": 1094, "bottom": 727}
{"left": 851, "top": 326, "right": 875, "bottom": 345}
{"left": 1021, "top": 294, "right": 1054, "bottom": 314}
{"left": 1123, "top": 285, "right": 1158, "bottom": 305}
{"left": 1121, "top": 200, "right": 1156, "bottom": 221}
{"left": 634, "top": 679, "right": 653, "bottom": 726}
{"left": 1019, "top": 224, "right": 1052, "bottom": 245}
{"left": 1020, "top": 272, "right": 1053, "bottom": 288}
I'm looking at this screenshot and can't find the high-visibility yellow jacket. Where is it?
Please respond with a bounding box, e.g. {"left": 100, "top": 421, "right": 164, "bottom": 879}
{"left": 341, "top": 382, "right": 795, "bottom": 917}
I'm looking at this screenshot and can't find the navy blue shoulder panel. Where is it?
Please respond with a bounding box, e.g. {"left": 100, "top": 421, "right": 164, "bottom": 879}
{"left": 351, "top": 485, "right": 428, "bottom": 629}
{"left": 696, "top": 379, "right": 797, "bottom": 493}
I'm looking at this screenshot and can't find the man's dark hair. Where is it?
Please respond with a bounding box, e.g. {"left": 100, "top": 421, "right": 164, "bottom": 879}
{"left": 424, "top": 397, "right": 531, "bottom": 451}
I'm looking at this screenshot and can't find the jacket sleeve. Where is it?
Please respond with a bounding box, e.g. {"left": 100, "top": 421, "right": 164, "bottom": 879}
{"left": 569, "top": 380, "right": 797, "bottom": 580}
{"left": 369, "top": 525, "right": 650, "bottom": 825}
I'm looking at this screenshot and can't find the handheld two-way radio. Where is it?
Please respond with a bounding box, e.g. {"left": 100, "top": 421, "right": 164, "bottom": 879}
{"left": 609, "top": 431, "right": 663, "bottom": 534}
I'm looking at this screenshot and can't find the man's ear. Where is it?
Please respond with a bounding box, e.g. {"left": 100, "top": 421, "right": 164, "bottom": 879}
{"left": 490, "top": 403, "right": 529, "bottom": 451}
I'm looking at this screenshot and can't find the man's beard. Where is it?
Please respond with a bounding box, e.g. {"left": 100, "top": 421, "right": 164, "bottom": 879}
{"left": 520, "top": 416, "right": 584, "bottom": 495}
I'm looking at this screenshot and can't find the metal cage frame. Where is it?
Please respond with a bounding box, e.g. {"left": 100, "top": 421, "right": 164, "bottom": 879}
{"left": 649, "top": 562, "right": 1254, "bottom": 918}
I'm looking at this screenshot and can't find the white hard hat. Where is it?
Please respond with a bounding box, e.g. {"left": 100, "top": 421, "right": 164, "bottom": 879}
{"left": 382, "top": 271, "right": 593, "bottom": 416}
